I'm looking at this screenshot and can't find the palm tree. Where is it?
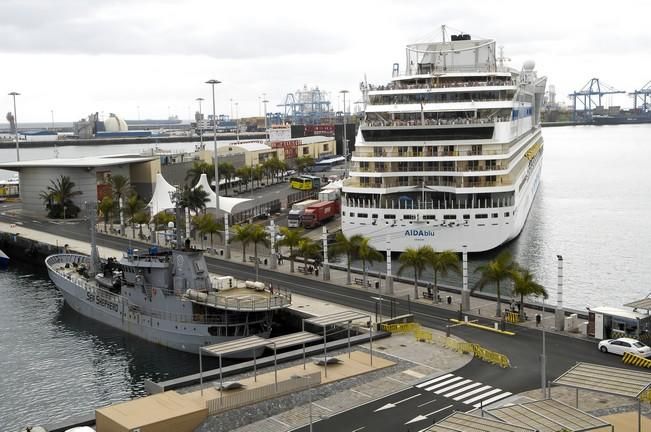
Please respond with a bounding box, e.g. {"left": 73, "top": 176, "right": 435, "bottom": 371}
{"left": 473, "top": 250, "right": 516, "bottom": 317}
{"left": 248, "top": 224, "right": 269, "bottom": 280}
{"left": 295, "top": 156, "right": 315, "bottom": 174}
{"left": 233, "top": 224, "right": 253, "bottom": 262}
{"left": 181, "top": 186, "right": 210, "bottom": 215}
{"left": 236, "top": 167, "right": 251, "bottom": 192}
{"left": 124, "top": 193, "right": 145, "bottom": 239}
{"left": 510, "top": 266, "right": 548, "bottom": 320}
{"left": 109, "top": 175, "right": 131, "bottom": 235}
{"left": 398, "top": 247, "right": 428, "bottom": 299}
{"left": 39, "top": 175, "right": 83, "bottom": 219}
{"left": 356, "top": 237, "right": 383, "bottom": 288}
{"left": 98, "top": 196, "right": 114, "bottom": 232}
{"left": 132, "top": 211, "right": 150, "bottom": 240}
{"left": 278, "top": 226, "right": 305, "bottom": 273}
{"left": 423, "top": 247, "right": 461, "bottom": 303}
{"left": 329, "top": 232, "right": 362, "bottom": 285}
{"left": 193, "top": 213, "right": 223, "bottom": 250}
{"left": 297, "top": 239, "right": 321, "bottom": 274}
{"left": 218, "top": 162, "right": 235, "bottom": 195}
{"left": 152, "top": 211, "right": 175, "bottom": 231}
{"left": 186, "top": 160, "right": 214, "bottom": 186}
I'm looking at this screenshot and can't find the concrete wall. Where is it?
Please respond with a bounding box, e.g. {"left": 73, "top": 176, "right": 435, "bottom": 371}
{"left": 20, "top": 166, "right": 97, "bottom": 215}
{"left": 130, "top": 160, "right": 160, "bottom": 200}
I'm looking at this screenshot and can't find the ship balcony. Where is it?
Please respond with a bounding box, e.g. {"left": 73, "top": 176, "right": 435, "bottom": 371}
{"left": 366, "top": 79, "right": 516, "bottom": 92}
{"left": 353, "top": 147, "right": 510, "bottom": 159}
{"left": 352, "top": 162, "right": 508, "bottom": 174}
{"left": 344, "top": 176, "right": 512, "bottom": 191}
{"left": 343, "top": 195, "right": 514, "bottom": 211}
{"left": 362, "top": 117, "right": 508, "bottom": 128}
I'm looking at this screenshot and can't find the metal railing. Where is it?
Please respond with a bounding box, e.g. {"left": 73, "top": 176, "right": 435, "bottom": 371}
{"left": 206, "top": 372, "right": 321, "bottom": 415}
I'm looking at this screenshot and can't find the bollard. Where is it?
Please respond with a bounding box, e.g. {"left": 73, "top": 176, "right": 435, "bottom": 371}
{"left": 464, "top": 315, "right": 469, "bottom": 323}
{"left": 536, "top": 314, "right": 541, "bottom": 326}
{"left": 494, "top": 322, "right": 499, "bottom": 331}
{"left": 447, "top": 296, "right": 452, "bottom": 304}
{"left": 446, "top": 325, "right": 450, "bottom": 337}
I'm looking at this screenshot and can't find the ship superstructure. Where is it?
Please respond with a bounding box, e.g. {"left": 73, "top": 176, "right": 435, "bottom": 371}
{"left": 342, "top": 28, "right": 547, "bottom": 252}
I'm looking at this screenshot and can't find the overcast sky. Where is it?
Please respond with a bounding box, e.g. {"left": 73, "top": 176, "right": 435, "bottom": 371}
{"left": 1, "top": 0, "right": 649, "bottom": 123}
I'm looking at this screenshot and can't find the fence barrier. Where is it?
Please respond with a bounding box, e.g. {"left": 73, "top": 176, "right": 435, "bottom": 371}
{"left": 505, "top": 311, "right": 520, "bottom": 323}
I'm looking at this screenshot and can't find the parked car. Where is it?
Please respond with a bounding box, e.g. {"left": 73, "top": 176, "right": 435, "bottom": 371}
{"left": 598, "top": 337, "right": 651, "bottom": 357}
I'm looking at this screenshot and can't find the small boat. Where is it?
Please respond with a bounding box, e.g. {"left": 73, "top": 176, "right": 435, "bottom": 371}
{"left": 0, "top": 249, "right": 9, "bottom": 270}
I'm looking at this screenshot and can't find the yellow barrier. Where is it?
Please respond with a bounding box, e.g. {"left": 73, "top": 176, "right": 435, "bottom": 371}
{"left": 381, "top": 322, "right": 420, "bottom": 334}
{"left": 623, "top": 352, "right": 651, "bottom": 368}
{"left": 505, "top": 312, "right": 520, "bottom": 324}
{"left": 641, "top": 389, "right": 651, "bottom": 403}
{"left": 381, "top": 321, "right": 510, "bottom": 368}
{"left": 449, "top": 319, "right": 516, "bottom": 336}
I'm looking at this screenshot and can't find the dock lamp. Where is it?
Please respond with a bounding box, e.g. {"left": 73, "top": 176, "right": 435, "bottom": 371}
{"left": 8, "top": 91, "right": 20, "bottom": 161}
{"left": 339, "top": 89, "right": 349, "bottom": 178}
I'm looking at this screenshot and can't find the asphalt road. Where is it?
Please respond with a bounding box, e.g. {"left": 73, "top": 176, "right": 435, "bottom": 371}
{"left": 0, "top": 206, "right": 635, "bottom": 431}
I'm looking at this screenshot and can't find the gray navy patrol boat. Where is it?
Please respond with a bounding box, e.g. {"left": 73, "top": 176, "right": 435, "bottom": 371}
{"left": 45, "top": 210, "right": 291, "bottom": 358}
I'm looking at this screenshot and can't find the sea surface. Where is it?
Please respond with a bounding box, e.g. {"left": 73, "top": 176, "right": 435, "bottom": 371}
{"left": 1, "top": 124, "right": 650, "bottom": 429}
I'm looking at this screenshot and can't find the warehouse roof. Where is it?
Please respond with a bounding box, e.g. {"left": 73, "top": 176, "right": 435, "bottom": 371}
{"left": 0, "top": 155, "right": 156, "bottom": 169}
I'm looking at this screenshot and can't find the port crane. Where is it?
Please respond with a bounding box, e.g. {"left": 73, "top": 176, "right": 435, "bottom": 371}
{"left": 630, "top": 81, "right": 651, "bottom": 111}
{"left": 569, "top": 78, "right": 625, "bottom": 121}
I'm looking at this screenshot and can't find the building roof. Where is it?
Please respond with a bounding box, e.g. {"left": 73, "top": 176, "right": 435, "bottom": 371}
{"left": 265, "top": 331, "right": 322, "bottom": 350}
{"left": 201, "top": 336, "right": 268, "bottom": 357}
{"left": 0, "top": 155, "right": 156, "bottom": 169}
{"left": 553, "top": 362, "right": 651, "bottom": 398}
{"left": 624, "top": 297, "right": 651, "bottom": 311}
{"left": 589, "top": 306, "right": 650, "bottom": 320}
{"left": 232, "top": 141, "right": 272, "bottom": 152}
{"left": 426, "top": 412, "right": 535, "bottom": 432}
{"left": 301, "top": 135, "right": 334, "bottom": 144}
{"left": 304, "top": 311, "right": 370, "bottom": 327}
{"left": 488, "top": 399, "right": 610, "bottom": 432}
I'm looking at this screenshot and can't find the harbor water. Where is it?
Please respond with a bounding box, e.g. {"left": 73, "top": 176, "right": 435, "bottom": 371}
{"left": 1, "top": 124, "right": 650, "bottom": 429}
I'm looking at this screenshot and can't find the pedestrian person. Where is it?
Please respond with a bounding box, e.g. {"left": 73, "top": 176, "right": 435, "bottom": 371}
{"left": 315, "top": 267, "right": 319, "bottom": 277}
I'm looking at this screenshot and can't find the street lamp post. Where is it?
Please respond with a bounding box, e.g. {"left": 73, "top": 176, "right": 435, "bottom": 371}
{"left": 339, "top": 90, "right": 349, "bottom": 178}
{"left": 235, "top": 102, "right": 240, "bottom": 142}
{"left": 196, "top": 97, "right": 204, "bottom": 150}
{"left": 541, "top": 296, "right": 547, "bottom": 398}
{"left": 8, "top": 92, "right": 20, "bottom": 161}
{"left": 206, "top": 79, "right": 222, "bottom": 251}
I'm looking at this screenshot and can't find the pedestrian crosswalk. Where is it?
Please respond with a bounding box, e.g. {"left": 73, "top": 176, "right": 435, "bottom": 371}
{"left": 415, "top": 374, "right": 512, "bottom": 408}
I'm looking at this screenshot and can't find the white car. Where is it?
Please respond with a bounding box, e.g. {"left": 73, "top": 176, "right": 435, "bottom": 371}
{"left": 598, "top": 337, "right": 651, "bottom": 357}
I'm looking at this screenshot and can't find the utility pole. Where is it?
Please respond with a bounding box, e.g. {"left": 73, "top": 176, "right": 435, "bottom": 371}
{"left": 206, "top": 79, "right": 222, "bottom": 255}
{"left": 339, "top": 90, "right": 349, "bottom": 178}
{"left": 8, "top": 91, "right": 20, "bottom": 161}
{"left": 196, "top": 97, "right": 204, "bottom": 150}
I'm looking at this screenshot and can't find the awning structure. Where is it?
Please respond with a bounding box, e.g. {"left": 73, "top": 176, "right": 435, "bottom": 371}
{"left": 426, "top": 412, "right": 535, "bottom": 432}
{"left": 265, "top": 331, "right": 322, "bottom": 373}
{"left": 553, "top": 362, "right": 651, "bottom": 398}
{"left": 624, "top": 296, "right": 651, "bottom": 311}
{"left": 193, "top": 173, "right": 250, "bottom": 214}
{"left": 553, "top": 362, "right": 651, "bottom": 432}
{"left": 304, "top": 310, "right": 373, "bottom": 378}
{"left": 147, "top": 173, "right": 176, "bottom": 215}
{"left": 488, "top": 399, "right": 611, "bottom": 432}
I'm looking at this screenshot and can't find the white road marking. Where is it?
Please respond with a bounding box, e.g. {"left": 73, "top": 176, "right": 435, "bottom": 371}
{"left": 453, "top": 385, "right": 491, "bottom": 401}
{"left": 425, "top": 376, "right": 463, "bottom": 391}
{"left": 393, "top": 393, "right": 422, "bottom": 405}
{"left": 417, "top": 399, "right": 438, "bottom": 408}
{"left": 313, "top": 402, "right": 333, "bottom": 412}
{"left": 442, "top": 382, "right": 482, "bottom": 398}
{"left": 351, "top": 427, "right": 365, "bottom": 432}
{"left": 463, "top": 388, "right": 503, "bottom": 405}
{"left": 416, "top": 374, "right": 453, "bottom": 388}
{"left": 270, "top": 417, "right": 291, "bottom": 428}
{"left": 473, "top": 392, "right": 512, "bottom": 408}
{"left": 434, "top": 379, "right": 472, "bottom": 394}
{"left": 424, "top": 404, "right": 454, "bottom": 417}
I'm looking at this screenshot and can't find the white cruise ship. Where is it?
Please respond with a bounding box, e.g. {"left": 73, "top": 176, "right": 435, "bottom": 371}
{"left": 342, "top": 28, "right": 546, "bottom": 252}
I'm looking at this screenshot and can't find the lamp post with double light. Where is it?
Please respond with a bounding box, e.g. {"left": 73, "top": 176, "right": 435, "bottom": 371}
{"left": 205, "top": 79, "right": 221, "bottom": 221}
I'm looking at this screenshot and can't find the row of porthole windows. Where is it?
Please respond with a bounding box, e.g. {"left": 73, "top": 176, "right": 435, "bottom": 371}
{"left": 343, "top": 211, "right": 511, "bottom": 219}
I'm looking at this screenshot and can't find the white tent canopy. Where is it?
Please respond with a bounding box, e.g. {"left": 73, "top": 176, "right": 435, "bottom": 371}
{"left": 192, "top": 173, "right": 251, "bottom": 214}
{"left": 147, "top": 173, "right": 176, "bottom": 215}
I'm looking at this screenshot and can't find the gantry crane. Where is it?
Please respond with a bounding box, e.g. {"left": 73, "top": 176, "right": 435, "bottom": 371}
{"left": 569, "top": 78, "right": 625, "bottom": 121}
{"left": 630, "top": 81, "right": 651, "bottom": 111}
